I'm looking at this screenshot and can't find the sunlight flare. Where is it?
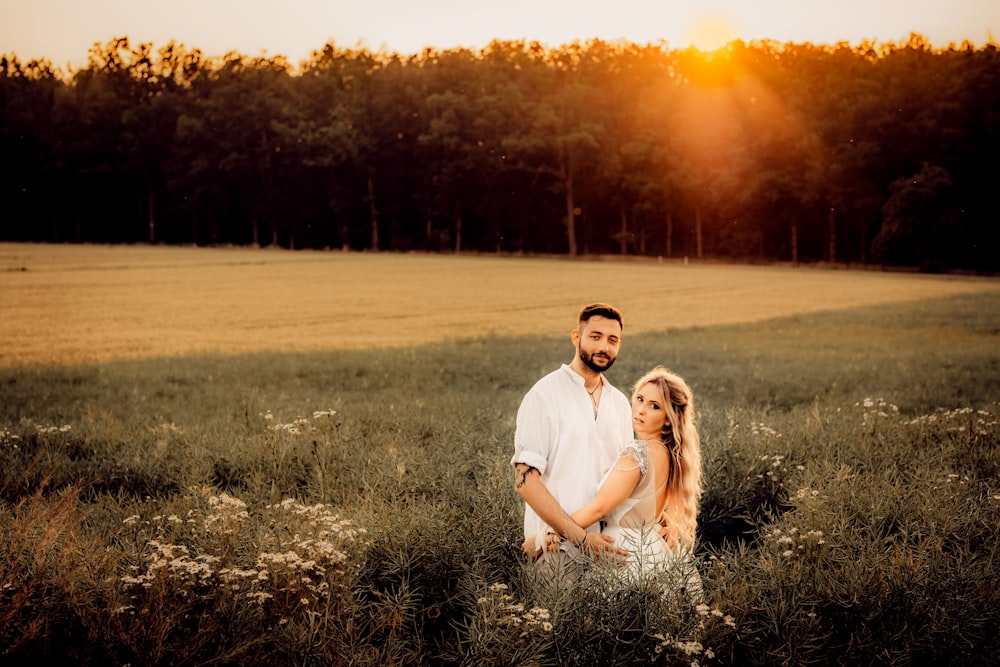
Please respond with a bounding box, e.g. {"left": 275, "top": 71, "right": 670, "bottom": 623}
{"left": 686, "top": 12, "right": 741, "bottom": 51}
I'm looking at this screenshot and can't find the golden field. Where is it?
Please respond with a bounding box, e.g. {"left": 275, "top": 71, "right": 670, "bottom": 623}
{"left": 2, "top": 242, "right": 998, "bottom": 367}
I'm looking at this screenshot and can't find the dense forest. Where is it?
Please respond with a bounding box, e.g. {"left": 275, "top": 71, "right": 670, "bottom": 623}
{"left": 1, "top": 34, "right": 998, "bottom": 270}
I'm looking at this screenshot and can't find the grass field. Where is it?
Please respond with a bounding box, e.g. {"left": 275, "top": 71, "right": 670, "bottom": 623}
{"left": 2, "top": 242, "right": 998, "bottom": 366}
{"left": 1, "top": 243, "right": 999, "bottom": 665}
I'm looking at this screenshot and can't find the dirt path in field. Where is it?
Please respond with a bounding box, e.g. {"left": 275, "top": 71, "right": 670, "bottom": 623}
{"left": 2, "top": 243, "right": 998, "bottom": 367}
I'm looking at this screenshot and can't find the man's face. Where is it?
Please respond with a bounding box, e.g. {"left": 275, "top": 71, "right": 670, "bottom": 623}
{"left": 575, "top": 315, "right": 622, "bottom": 373}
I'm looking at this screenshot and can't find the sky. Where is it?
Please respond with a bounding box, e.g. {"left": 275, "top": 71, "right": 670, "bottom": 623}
{"left": 1, "top": 0, "right": 998, "bottom": 72}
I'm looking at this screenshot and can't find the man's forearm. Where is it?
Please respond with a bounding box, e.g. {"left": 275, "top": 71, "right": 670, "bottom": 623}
{"left": 514, "top": 464, "right": 587, "bottom": 542}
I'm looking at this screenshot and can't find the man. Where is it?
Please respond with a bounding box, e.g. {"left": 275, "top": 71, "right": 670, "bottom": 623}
{"left": 511, "top": 303, "right": 633, "bottom": 566}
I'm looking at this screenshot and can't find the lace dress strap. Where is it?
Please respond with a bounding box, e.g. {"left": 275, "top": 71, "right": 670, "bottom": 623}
{"left": 620, "top": 439, "right": 649, "bottom": 481}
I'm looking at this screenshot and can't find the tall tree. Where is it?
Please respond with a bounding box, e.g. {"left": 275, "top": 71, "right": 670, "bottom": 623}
{"left": 0, "top": 55, "right": 63, "bottom": 240}
{"left": 872, "top": 162, "right": 958, "bottom": 268}
{"left": 173, "top": 53, "right": 297, "bottom": 246}
{"left": 500, "top": 41, "right": 604, "bottom": 255}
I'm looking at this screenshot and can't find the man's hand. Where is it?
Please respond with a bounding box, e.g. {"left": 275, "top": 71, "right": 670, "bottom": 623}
{"left": 521, "top": 535, "right": 542, "bottom": 560}
{"left": 521, "top": 531, "right": 563, "bottom": 560}
{"left": 658, "top": 511, "right": 678, "bottom": 550}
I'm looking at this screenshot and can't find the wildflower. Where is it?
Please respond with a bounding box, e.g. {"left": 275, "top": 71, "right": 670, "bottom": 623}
{"left": 35, "top": 423, "right": 72, "bottom": 434}
{"left": 782, "top": 550, "right": 794, "bottom": 557}
{"left": 219, "top": 567, "right": 260, "bottom": 582}
{"left": 120, "top": 574, "right": 154, "bottom": 588}
{"left": 123, "top": 515, "right": 140, "bottom": 525}
{"left": 530, "top": 606, "right": 550, "bottom": 621}
{"left": 676, "top": 640, "right": 703, "bottom": 656}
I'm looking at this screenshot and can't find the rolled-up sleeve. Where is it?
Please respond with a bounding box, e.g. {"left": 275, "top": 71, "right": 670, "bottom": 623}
{"left": 511, "top": 387, "right": 551, "bottom": 473}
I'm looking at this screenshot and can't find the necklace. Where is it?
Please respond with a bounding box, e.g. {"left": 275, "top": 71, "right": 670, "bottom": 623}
{"left": 586, "top": 379, "right": 602, "bottom": 414}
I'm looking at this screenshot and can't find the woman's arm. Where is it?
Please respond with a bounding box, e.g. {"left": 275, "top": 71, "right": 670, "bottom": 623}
{"left": 515, "top": 463, "right": 617, "bottom": 557}
{"left": 521, "top": 453, "right": 640, "bottom": 558}
{"left": 568, "top": 453, "right": 642, "bottom": 529}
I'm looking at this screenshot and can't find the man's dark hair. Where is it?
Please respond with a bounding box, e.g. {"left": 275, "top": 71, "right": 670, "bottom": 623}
{"left": 578, "top": 303, "right": 623, "bottom": 331}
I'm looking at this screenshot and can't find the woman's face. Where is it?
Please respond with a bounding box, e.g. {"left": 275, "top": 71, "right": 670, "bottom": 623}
{"left": 632, "top": 381, "right": 668, "bottom": 440}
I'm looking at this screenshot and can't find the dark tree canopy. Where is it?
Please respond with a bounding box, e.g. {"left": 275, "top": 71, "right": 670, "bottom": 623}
{"left": 1, "top": 34, "right": 998, "bottom": 271}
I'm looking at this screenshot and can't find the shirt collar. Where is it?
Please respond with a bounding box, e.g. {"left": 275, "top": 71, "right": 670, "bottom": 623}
{"left": 560, "top": 363, "right": 603, "bottom": 388}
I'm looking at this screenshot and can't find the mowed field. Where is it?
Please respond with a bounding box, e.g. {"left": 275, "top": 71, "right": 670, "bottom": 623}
{"left": 2, "top": 242, "right": 999, "bottom": 367}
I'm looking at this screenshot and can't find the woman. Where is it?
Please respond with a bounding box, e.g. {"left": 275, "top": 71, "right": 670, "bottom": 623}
{"left": 526, "top": 366, "right": 703, "bottom": 584}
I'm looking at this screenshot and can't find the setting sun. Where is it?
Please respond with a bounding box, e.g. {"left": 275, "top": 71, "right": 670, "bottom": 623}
{"left": 686, "top": 13, "right": 742, "bottom": 51}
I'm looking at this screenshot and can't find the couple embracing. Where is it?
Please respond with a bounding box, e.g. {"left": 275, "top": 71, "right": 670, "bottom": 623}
{"left": 512, "top": 303, "right": 702, "bottom": 593}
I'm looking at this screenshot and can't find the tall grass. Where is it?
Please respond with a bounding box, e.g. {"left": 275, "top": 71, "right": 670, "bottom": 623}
{"left": 1, "top": 292, "right": 998, "bottom": 665}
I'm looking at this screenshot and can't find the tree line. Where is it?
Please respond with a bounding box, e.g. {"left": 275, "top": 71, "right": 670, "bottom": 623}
{"left": 1, "top": 34, "right": 998, "bottom": 270}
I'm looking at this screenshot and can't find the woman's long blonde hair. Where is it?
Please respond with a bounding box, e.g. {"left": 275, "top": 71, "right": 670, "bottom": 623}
{"left": 633, "top": 366, "right": 702, "bottom": 547}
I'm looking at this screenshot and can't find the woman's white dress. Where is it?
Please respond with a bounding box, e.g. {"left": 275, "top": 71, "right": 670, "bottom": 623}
{"left": 600, "top": 439, "right": 702, "bottom": 594}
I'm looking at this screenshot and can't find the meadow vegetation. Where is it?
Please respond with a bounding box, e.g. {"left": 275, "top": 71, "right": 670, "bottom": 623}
{"left": 1, "top": 261, "right": 998, "bottom": 664}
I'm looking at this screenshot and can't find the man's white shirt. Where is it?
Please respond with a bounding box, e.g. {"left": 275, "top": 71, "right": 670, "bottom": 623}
{"left": 512, "top": 364, "right": 633, "bottom": 539}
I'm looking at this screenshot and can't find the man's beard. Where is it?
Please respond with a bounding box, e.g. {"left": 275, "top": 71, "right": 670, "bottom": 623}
{"left": 579, "top": 346, "right": 615, "bottom": 373}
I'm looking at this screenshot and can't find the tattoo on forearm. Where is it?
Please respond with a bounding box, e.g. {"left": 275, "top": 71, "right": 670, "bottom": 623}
{"left": 515, "top": 465, "right": 539, "bottom": 489}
